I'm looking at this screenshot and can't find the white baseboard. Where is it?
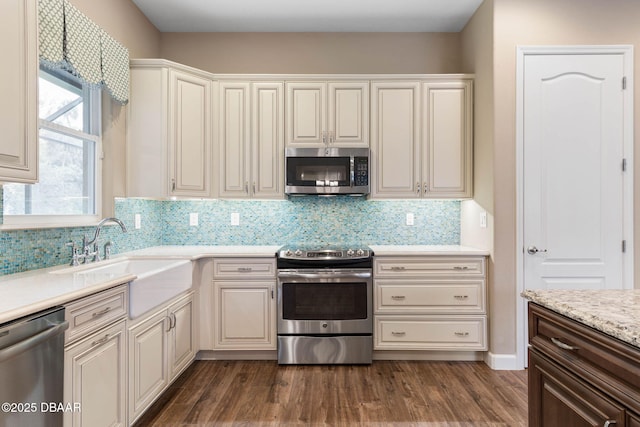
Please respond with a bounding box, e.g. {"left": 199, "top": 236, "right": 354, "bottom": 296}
{"left": 485, "top": 352, "right": 523, "bottom": 370}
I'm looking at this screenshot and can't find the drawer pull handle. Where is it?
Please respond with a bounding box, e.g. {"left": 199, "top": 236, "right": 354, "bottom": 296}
{"left": 391, "top": 295, "right": 406, "bottom": 300}
{"left": 454, "top": 332, "right": 470, "bottom": 337}
{"left": 551, "top": 337, "right": 579, "bottom": 351}
{"left": 92, "top": 307, "right": 111, "bottom": 318}
{"left": 453, "top": 266, "right": 470, "bottom": 270}
{"left": 390, "top": 267, "right": 406, "bottom": 271}
{"left": 391, "top": 331, "right": 406, "bottom": 336}
{"left": 91, "top": 334, "right": 110, "bottom": 347}
{"left": 604, "top": 421, "right": 617, "bottom": 427}
{"left": 453, "top": 295, "right": 469, "bottom": 300}
{"left": 237, "top": 267, "right": 253, "bottom": 272}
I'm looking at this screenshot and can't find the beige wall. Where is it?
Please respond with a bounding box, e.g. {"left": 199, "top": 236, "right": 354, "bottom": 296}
{"left": 160, "top": 32, "right": 461, "bottom": 74}
{"left": 68, "top": 0, "right": 161, "bottom": 216}
{"left": 462, "top": 0, "right": 640, "bottom": 359}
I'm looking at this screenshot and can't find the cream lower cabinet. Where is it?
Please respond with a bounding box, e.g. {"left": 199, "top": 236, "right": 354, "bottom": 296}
{"left": 0, "top": 0, "right": 38, "bottom": 183}
{"left": 217, "top": 81, "right": 284, "bottom": 199}
{"left": 371, "top": 78, "right": 473, "bottom": 199}
{"left": 286, "top": 81, "right": 369, "bottom": 147}
{"left": 212, "top": 258, "right": 277, "bottom": 350}
{"left": 128, "top": 59, "right": 212, "bottom": 198}
{"left": 128, "top": 292, "right": 195, "bottom": 425}
{"left": 63, "top": 286, "right": 128, "bottom": 427}
{"left": 373, "top": 256, "right": 487, "bottom": 351}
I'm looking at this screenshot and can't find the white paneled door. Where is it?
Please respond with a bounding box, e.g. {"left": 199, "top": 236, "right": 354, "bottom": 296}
{"left": 517, "top": 46, "right": 633, "bottom": 368}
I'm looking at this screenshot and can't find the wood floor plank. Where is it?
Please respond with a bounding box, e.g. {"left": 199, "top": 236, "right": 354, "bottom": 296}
{"left": 135, "top": 360, "right": 527, "bottom": 427}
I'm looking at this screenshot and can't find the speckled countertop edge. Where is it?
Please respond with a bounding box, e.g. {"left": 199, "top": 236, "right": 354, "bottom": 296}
{"left": 522, "top": 289, "right": 640, "bottom": 349}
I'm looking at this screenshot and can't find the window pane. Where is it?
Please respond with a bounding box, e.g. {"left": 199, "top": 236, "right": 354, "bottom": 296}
{"left": 38, "top": 71, "right": 84, "bottom": 132}
{"left": 3, "top": 130, "right": 95, "bottom": 215}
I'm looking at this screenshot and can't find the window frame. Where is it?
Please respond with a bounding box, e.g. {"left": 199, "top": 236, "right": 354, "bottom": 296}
{"left": 1, "top": 68, "right": 103, "bottom": 229}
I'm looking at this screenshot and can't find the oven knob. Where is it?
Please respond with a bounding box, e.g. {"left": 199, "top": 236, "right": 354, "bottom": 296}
{"left": 322, "top": 323, "right": 328, "bottom": 328}
{"left": 356, "top": 249, "right": 365, "bottom": 256}
{"left": 346, "top": 249, "right": 355, "bottom": 257}
{"left": 285, "top": 250, "right": 293, "bottom": 257}
{"left": 294, "top": 249, "right": 303, "bottom": 257}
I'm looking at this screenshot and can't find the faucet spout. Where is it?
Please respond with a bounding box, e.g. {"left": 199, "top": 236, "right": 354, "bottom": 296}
{"left": 87, "top": 217, "right": 127, "bottom": 246}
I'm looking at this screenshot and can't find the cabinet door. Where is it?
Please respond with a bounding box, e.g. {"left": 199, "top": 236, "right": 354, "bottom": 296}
{"left": 169, "top": 69, "right": 212, "bottom": 197}
{"left": 218, "top": 81, "right": 251, "bottom": 197}
{"left": 423, "top": 80, "right": 473, "bottom": 198}
{"left": 0, "top": 0, "right": 37, "bottom": 183}
{"left": 328, "top": 81, "right": 369, "bottom": 147}
{"left": 371, "top": 81, "right": 421, "bottom": 198}
{"left": 128, "top": 311, "right": 169, "bottom": 425}
{"left": 528, "top": 349, "right": 625, "bottom": 427}
{"left": 252, "top": 82, "right": 284, "bottom": 199}
{"left": 169, "top": 295, "right": 195, "bottom": 380}
{"left": 213, "top": 281, "right": 276, "bottom": 350}
{"left": 64, "top": 320, "right": 127, "bottom": 427}
{"left": 286, "top": 82, "right": 327, "bottom": 146}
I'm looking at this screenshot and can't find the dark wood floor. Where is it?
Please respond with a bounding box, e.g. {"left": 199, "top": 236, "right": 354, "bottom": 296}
{"left": 135, "top": 360, "right": 528, "bottom": 426}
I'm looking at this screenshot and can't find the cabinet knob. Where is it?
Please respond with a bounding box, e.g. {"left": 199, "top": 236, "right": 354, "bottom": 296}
{"left": 416, "top": 182, "right": 421, "bottom": 194}
{"left": 423, "top": 182, "right": 427, "bottom": 193}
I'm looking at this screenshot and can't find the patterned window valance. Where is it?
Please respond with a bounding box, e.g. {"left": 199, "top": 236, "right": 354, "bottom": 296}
{"left": 38, "top": 0, "right": 129, "bottom": 104}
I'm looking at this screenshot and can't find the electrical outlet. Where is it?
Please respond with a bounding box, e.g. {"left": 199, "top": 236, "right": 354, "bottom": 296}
{"left": 231, "top": 212, "right": 240, "bottom": 226}
{"left": 134, "top": 214, "right": 141, "bottom": 230}
{"left": 189, "top": 213, "right": 199, "bottom": 227}
{"left": 480, "top": 211, "right": 487, "bottom": 228}
{"left": 406, "top": 213, "right": 415, "bottom": 226}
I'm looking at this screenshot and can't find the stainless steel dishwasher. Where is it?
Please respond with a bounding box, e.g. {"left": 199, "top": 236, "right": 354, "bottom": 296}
{"left": 0, "top": 307, "right": 68, "bottom": 427}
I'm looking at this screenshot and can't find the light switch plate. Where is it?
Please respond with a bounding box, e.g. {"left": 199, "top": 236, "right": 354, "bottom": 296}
{"left": 480, "top": 211, "right": 487, "bottom": 228}
{"left": 189, "top": 213, "right": 199, "bottom": 227}
{"left": 231, "top": 213, "right": 240, "bottom": 226}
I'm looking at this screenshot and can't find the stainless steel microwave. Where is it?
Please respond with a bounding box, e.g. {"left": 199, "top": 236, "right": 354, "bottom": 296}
{"left": 285, "top": 147, "right": 370, "bottom": 195}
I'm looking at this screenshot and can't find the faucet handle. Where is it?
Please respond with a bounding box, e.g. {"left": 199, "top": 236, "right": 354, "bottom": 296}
{"left": 104, "top": 241, "right": 113, "bottom": 260}
{"left": 66, "top": 241, "right": 80, "bottom": 266}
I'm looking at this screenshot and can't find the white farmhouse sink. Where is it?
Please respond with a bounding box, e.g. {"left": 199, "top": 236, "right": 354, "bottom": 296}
{"left": 55, "top": 258, "right": 193, "bottom": 319}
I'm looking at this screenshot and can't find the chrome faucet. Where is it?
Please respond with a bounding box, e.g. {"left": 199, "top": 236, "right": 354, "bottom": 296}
{"left": 75, "top": 217, "right": 127, "bottom": 264}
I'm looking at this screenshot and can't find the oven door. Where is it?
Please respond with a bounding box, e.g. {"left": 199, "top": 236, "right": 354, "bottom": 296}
{"left": 277, "top": 269, "right": 372, "bottom": 335}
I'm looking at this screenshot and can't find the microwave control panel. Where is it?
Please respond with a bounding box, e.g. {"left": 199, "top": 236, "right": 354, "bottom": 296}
{"left": 354, "top": 157, "right": 369, "bottom": 186}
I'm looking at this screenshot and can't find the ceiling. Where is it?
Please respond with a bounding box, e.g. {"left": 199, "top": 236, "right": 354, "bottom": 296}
{"left": 131, "top": 0, "right": 484, "bottom": 33}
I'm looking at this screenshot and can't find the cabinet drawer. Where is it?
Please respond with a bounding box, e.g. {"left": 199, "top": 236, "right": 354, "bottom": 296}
{"left": 374, "top": 257, "right": 485, "bottom": 278}
{"left": 213, "top": 258, "right": 276, "bottom": 279}
{"left": 374, "top": 315, "right": 487, "bottom": 350}
{"left": 65, "top": 285, "right": 128, "bottom": 344}
{"left": 529, "top": 303, "right": 640, "bottom": 415}
{"left": 375, "top": 279, "right": 485, "bottom": 314}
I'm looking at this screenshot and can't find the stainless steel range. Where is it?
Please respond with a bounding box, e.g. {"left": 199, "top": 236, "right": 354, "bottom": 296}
{"left": 276, "top": 244, "right": 373, "bottom": 364}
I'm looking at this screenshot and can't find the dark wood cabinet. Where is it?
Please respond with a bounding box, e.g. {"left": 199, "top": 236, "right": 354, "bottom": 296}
{"left": 528, "top": 303, "right": 640, "bottom": 427}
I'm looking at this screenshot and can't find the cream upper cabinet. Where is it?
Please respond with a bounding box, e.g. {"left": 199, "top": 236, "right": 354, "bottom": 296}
{"left": 127, "top": 60, "right": 213, "bottom": 198}
{"left": 423, "top": 80, "right": 473, "bottom": 198}
{"left": 217, "top": 81, "right": 284, "bottom": 199}
{"left": 286, "top": 81, "right": 369, "bottom": 147}
{"left": 0, "top": 0, "right": 38, "bottom": 183}
{"left": 371, "top": 78, "right": 473, "bottom": 199}
{"left": 371, "top": 81, "right": 421, "bottom": 198}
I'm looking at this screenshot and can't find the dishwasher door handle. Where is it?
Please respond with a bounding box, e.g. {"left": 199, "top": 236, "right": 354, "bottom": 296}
{"left": 0, "top": 320, "right": 69, "bottom": 363}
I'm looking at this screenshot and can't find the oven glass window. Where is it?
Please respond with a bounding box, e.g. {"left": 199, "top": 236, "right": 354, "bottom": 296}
{"left": 286, "top": 157, "right": 350, "bottom": 186}
{"left": 282, "top": 282, "right": 367, "bottom": 320}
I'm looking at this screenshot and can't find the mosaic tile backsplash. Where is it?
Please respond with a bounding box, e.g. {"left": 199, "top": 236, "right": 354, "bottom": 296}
{"left": 1, "top": 196, "right": 460, "bottom": 275}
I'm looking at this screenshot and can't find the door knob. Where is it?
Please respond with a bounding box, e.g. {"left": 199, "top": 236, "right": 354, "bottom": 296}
{"left": 527, "top": 246, "right": 548, "bottom": 255}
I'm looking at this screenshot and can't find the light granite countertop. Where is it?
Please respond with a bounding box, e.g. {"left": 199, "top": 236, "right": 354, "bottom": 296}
{"left": 522, "top": 289, "right": 640, "bottom": 349}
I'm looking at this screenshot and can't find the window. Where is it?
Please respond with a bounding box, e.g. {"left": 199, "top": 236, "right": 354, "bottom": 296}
{"left": 3, "top": 67, "right": 102, "bottom": 227}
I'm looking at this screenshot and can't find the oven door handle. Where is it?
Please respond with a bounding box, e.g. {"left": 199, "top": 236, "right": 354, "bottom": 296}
{"left": 277, "top": 270, "right": 371, "bottom": 279}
